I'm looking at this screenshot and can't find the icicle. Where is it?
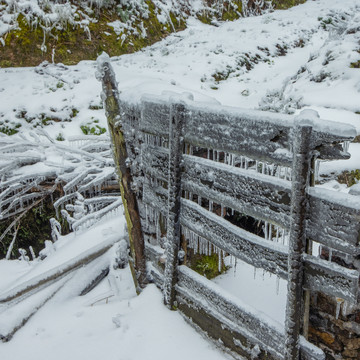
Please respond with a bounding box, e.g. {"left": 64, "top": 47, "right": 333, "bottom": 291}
{"left": 29, "top": 246, "right": 36, "bottom": 261}
{"left": 198, "top": 196, "right": 202, "bottom": 206}
{"left": 255, "top": 160, "right": 258, "bottom": 173}
{"left": 145, "top": 205, "right": 148, "bottom": 227}
{"left": 264, "top": 221, "right": 268, "bottom": 241}
{"left": 221, "top": 204, "right": 224, "bottom": 217}
{"left": 342, "top": 300, "right": 348, "bottom": 317}
{"left": 269, "top": 223, "right": 272, "bottom": 241}
{"left": 284, "top": 167, "right": 288, "bottom": 180}
{"left": 315, "top": 159, "right": 320, "bottom": 182}
{"left": 218, "top": 249, "right": 222, "bottom": 273}
{"left": 245, "top": 158, "right": 249, "bottom": 170}
{"left": 207, "top": 148, "right": 210, "bottom": 159}
{"left": 270, "top": 274, "right": 278, "bottom": 295}
{"left": 253, "top": 266, "right": 257, "bottom": 280}
{"left": 329, "top": 248, "right": 333, "bottom": 262}
{"left": 231, "top": 208, "right": 234, "bottom": 216}
{"left": 335, "top": 298, "right": 343, "bottom": 320}
{"left": 209, "top": 200, "right": 213, "bottom": 212}
{"left": 262, "top": 162, "right": 266, "bottom": 175}
{"left": 276, "top": 226, "right": 280, "bottom": 243}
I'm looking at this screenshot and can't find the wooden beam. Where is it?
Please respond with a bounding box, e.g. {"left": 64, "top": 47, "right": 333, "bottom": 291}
{"left": 285, "top": 124, "right": 312, "bottom": 360}
{"left": 307, "top": 188, "right": 360, "bottom": 255}
{"left": 163, "top": 102, "right": 186, "bottom": 307}
{"left": 180, "top": 199, "right": 289, "bottom": 278}
{"left": 182, "top": 155, "right": 292, "bottom": 227}
{"left": 98, "top": 54, "right": 147, "bottom": 291}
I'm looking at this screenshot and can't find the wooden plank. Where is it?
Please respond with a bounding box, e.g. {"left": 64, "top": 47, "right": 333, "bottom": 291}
{"left": 163, "top": 102, "right": 186, "bottom": 307}
{"left": 138, "top": 98, "right": 355, "bottom": 163}
{"left": 307, "top": 188, "right": 360, "bottom": 255}
{"left": 177, "top": 265, "right": 285, "bottom": 357}
{"left": 98, "top": 55, "right": 147, "bottom": 290}
{"left": 140, "top": 98, "right": 170, "bottom": 137}
{"left": 0, "top": 275, "right": 71, "bottom": 342}
{"left": 177, "top": 266, "right": 325, "bottom": 360}
{"left": 285, "top": 125, "right": 312, "bottom": 360}
{"left": 144, "top": 242, "right": 165, "bottom": 276}
{"left": 180, "top": 199, "right": 289, "bottom": 278}
{"left": 141, "top": 144, "right": 169, "bottom": 181}
{"left": 142, "top": 178, "right": 168, "bottom": 215}
{"left": 184, "top": 106, "right": 294, "bottom": 166}
{"left": 182, "top": 155, "right": 292, "bottom": 228}
{"left": 139, "top": 138, "right": 360, "bottom": 254}
{"left": 180, "top": 199, "right": 359, "bottom": 303}
{"left": 303, "top": 254, "right": 359, "bottom": 303}
{"left": 0, "top": 236, "right": 122, "bottom": 303}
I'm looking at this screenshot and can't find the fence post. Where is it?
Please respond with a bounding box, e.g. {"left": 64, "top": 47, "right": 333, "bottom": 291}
{"left": 97, "top": 54, "right": 147, "bottom": 292}
{"left": 163, "top": 102, "right": 186, "bottom": 308}
{"left": 285, "top": 122, "right": 313, "bottom": 359}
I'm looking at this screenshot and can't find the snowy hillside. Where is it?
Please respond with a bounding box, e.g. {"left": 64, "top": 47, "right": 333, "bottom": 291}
{"left": 0, "top": 0, "right": 360, "bottom": 359}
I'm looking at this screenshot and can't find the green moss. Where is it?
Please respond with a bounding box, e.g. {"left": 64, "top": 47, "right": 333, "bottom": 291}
{"left": 80, "top": 123, "right": 107, "bottom": 135}
{"left": 0, "top": 121, "right": 21, "bottom": 135}
{"left": 222, "top": 1, "right": 242, "bottom": 21}
{"left": 337, "top": 169, "right": 360, "bottom": 187}
{"left": 271, "top": 0, "right": 306, "bottom": 10}
{"left": 56, "top": 133, "right": 65, "bottom": 141}
{"left": 71, "top": 108, "right": 79, "bottom": 118}
{"left": 350, "top": 60, "right": 360, "bottom": 68}
{"left": 191, "top": 253, "right": 227, "bottom": 279}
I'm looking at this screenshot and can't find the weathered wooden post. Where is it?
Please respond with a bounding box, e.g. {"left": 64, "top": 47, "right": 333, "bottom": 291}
{"left": 163, "top": 102, "right": 186, "bottom": 308}
{"left": 96, "top": 53, "right": 147, "bottom": 291}
{"left": 285, "top": 118, "right": 313, "bottom": 359}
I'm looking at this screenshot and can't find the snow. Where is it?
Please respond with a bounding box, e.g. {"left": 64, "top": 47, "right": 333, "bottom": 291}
{"left": 0, "top": 268, "right": 231, "bottom": 360}
{"left": 1, "top": 0, "right": 360, "bottom": 358}
{"left": 212, "top": 256, "right": 288, "bottom": 324}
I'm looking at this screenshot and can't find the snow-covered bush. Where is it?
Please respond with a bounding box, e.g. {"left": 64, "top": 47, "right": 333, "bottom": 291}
{"left": 0, "top": 130, "right": 122, "bottom": 258}
{"left": 258, "top": 86, "right": 303, "bottom": 114}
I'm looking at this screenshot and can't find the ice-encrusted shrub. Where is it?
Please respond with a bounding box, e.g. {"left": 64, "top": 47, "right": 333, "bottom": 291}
{"left": 258, "top": 87, "right": 303, "bottom": 114}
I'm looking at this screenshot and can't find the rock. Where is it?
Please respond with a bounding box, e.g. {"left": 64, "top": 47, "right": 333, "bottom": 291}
{"left": 346, "top": 337, "right": 360, "bottom": 350}
{"left": 342, "top": 348, "right": 360, "bottom": 358}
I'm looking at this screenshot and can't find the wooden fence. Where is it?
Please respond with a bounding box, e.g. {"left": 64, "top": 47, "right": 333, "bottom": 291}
{"left": 98, "top": 57, "right": 360, "bottom": 360}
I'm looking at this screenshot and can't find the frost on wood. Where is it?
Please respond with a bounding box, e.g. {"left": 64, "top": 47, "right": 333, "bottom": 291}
{"left": 180, "top": 199, "right": 289, "bottom": 278}
{"left": 0, "top": 235, "right": 122, "bottom": 304}
{"left": 182, "top": 155, "right": 292, "bottom": 228}
{"left": 97, "top": 53, "right": 147, "bottom": 291}
{"left": 98, "top": 70, "right": 358, "bottom": 359}
{"left": 307, "top": 188, "right": 360, "bottom": 255}
{"left": 285, "top": 125, "right": 312, "bottom": 360}
{"left": 163, "top": 102, "right": 186, "bottom": 308}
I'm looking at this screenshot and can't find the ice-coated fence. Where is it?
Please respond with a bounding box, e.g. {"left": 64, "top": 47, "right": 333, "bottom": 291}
{"left": 98, "top": 57, "right": 360, "bottom": 360}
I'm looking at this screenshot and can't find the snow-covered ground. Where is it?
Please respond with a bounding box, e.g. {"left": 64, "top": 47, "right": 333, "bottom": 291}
{"left": 0, "top": 216, "right": 233, "bottom": 360}
{"left": 1, "top": 0, "right": 360, "bottom": 358}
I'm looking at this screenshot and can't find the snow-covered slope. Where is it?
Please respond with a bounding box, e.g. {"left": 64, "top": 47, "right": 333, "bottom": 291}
{"left": 0, "top": 0, "right": 360, "bottom": 359}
